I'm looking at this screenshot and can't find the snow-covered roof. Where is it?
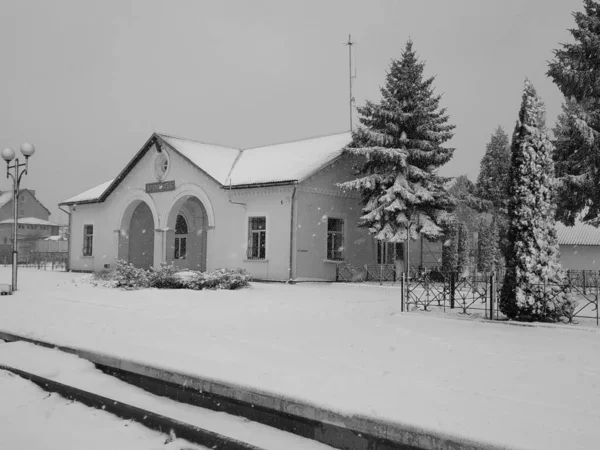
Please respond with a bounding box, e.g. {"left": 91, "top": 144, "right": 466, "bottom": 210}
{"left": 0, "top": 217, "right": 59, "bottom": 226}
{"left": 62, "top": 179, "right": 114, "bottom": 205}
{"left": 227, "top": 132, "right": 351, "bottom": 186}
{"left": 159, "top": 135, "right": 240, "bottom": 184}
{"left": 0, "top": 191, "right": 13, "bottom": 209}
{"left": 557, "top": 222, "right": 600, "bottom": 246}
{"left": 61, "top": 131, "right": 352, "bottom": 205}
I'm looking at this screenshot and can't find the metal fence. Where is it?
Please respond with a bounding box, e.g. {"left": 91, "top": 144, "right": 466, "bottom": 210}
{"left": 336, "top": 263, "right": 400, "bottom": 283}
{"left": 336, "top": 263, "right": 600, "bottom": 326}
{"left": 3, "top": 253, "right": 68, "bottom": 271}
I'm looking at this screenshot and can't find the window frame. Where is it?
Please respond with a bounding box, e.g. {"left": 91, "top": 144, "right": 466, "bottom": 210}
{"left": 326, "top": 217, "right": 345, "bottom": 261}
{"left": 247, "top": 216, "right": 267, "bottom": 260}
{"left": 377, "top": 241, "right": 404, "bottom": 265}
{"left": 174, "top": 214, "right": 188, "bottom": 260}
{"left": 83, "top": 224, "right": 94, "bottom": 257}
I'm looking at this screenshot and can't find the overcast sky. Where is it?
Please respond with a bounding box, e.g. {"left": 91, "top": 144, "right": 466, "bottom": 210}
{"left": 0, "top": 0, "right": 583, "bottom": 224}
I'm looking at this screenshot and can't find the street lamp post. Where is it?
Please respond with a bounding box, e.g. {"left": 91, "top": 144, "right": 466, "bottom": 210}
{"left": 1, "top": 144, "right": 35, "bottom": 292}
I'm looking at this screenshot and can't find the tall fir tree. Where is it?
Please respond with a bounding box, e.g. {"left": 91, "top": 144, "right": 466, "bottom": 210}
{"left": 339, "top": 41, "right": 455, "bottom": 247}
{"left": 500, "top": 80, "right": 566, "bottom": 321}
{"left": 476, "top": 126, "right": 511, "bottom": 210}
{"left": 547, "top": 0, "right": 600, "bottom": 226}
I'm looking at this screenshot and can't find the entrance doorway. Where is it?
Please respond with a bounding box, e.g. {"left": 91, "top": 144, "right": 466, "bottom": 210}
{"left": 118, "top": 200, "right": 155, "bottom": 269}
{"left": 166, "top": 196, "right": 207, "bottom": 271}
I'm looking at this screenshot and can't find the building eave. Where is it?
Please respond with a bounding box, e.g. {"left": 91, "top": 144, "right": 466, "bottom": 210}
{"left": 223, "top": 180, "right": 297, "bottom": 190}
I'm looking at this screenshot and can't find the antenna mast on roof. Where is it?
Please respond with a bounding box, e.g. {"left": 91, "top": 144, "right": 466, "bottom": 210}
{"left": 344, "top": 34, "right": 356, "bottom": 132}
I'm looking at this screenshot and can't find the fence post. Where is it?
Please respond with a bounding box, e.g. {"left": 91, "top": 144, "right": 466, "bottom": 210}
{"left": 450, "top": 272, "right": 455, "bottom": 309}
{"left": 364, "top": 264, "right": 369, "bottom": 282}
{"left": 379, "top": 263, "right": 383, "bottom": 286}
{"left": 335, "top": 264, "right": 339, "bottom": 282}
{"left": 489, "top": 273, "right": 495, "bottom": 320}
{"left": 583, "top": 270, "right": 587, "bottom": 295}
{"left": 400, "top": 272, "right": 405, "bottom": 312}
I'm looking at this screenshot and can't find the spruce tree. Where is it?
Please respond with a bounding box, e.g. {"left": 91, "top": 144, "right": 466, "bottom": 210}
{"left": 476, "top": 127, "right": 511, "bottom": 210}
{"left": 339, "top": 41, "right": 455, "bottom": 247}
{"left": 500, "top": 80, "right": 566, "bottom": 321}
{"left": 547, "top": 0, "right": 600, "bottom": 225}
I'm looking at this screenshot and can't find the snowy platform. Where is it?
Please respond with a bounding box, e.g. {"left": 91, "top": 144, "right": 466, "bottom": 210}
{"left": 0, "top": 268, "right": 599, "bottom": 450}
{"left": 0, "top": 341, "right": 332, "bottom": 450}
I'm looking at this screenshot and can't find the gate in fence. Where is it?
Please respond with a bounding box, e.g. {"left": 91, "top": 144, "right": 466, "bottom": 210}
{"left": 402, "top": 271, "right": 499, "bottom": 319}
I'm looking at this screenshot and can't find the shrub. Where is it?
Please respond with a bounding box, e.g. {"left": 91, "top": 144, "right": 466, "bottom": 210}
{"left": 106, "top": 260, "right": 250, "bottom": 291}
{"left": 182, "top": 268, "right": 251, "bottom": 290}
{"left": 147, "top": 263, "right": 185, "bottom": 289}
{"left": 113, "top": 259, "right": 149, "bottom": 290}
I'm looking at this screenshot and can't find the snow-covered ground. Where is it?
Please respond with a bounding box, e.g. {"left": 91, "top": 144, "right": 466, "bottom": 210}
{"left": 0, "top": 341, "right": 332, "bottom": 450}
{"left": 0, "top": 268, "right": 599, "bottom": 450}
{"left": 0, "top": 355, "right": 204, "bottom": 450}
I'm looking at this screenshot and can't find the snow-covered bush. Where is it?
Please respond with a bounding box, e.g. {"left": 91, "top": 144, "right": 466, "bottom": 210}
{"left": 183, "top": 268, "right": 251, "bottom": 290}
{"left": 89, "top": 269, "right": 117, "bottom": 288}
{"left": 113, "top": 259, "right": 149, "bottom": 290}
{"left": 147, "top": 263, "right": 185, "bottom": 289}
{"left": 105, "top": 261, "right": 250, "bottom": 291}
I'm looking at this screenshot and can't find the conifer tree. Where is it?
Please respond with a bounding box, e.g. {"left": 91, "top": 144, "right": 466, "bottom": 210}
{"left": 339, "top": 41, "right": 455, "bottom": 247}
{"left": 476, "top": 127, "right": 511, "bottom": 210}
{"left": 488, "top": 216, "right": 501, "bottom": 271}
{"left": 441, "top": 222, "right": 458, "bottom": 273}
{"left": 477, "top": 218, "right": 490, "bottom": 272}
{"left": 457, "top": 222, "right": 470, "bottom": 276}
{"left": 547, "top": 0, "right": 600, "bottom": 225}
{"left": 477, "top": 217, "right": 501, "bottom": 273}
{"left": 500, "top": 80, "right": 566, "bottom": 321}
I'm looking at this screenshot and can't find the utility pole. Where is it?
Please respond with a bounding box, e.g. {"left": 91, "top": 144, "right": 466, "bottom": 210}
{"left": 344, "top": 34, "right": 356, "bottom": 131}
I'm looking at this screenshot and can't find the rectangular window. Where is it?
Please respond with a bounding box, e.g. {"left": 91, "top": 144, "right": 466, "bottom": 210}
{"left": 83, "top": 225, "right": 93, "bottom": 256}
{"left": 327, "top": 218, "right": 344, "bottom": 261}
{"left": 174, "top": 237, "right": 187, "bottom": 260}
{"left": 377, "top": 241, "right": 404, "bottom": 264}
{"left": 247, "top": 217, "right": 266, "bottom": 260}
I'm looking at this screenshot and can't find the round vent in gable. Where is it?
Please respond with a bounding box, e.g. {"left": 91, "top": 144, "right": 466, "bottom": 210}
{"left": 153, "top": 150, "right": 170, "bottom": 180}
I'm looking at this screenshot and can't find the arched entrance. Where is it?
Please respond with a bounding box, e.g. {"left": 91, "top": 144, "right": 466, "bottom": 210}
{"left": 118, "top": 200, "right": 156, "bottom": 269}
{"left": 166, "top": 196, "right": 207, "bottom": 271}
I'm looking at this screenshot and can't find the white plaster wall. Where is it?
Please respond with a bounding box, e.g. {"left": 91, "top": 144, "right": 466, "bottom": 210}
{"left": 559, "top": 245, "right": 600, "bottom": 270}
{"left": 68, "top": 143, "right": 294, "bottom": 280}
{"left": 294, "top": 155, "right": 376, "bottom": 281}
{"left": 222, "top": 187, "right": 294, "bottom": 281}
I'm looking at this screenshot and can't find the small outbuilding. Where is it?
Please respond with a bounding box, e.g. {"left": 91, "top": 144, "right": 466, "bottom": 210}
{"left": 557, "top": 221, "right": 600, "bottom": 270}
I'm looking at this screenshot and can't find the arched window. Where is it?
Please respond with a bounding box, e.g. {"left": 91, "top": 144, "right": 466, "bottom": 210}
{"left": 174, "top": 214, "right": 188, "bottom": 260}
{"left": 175, "top": 214, "right": 188, "bottom": 235}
